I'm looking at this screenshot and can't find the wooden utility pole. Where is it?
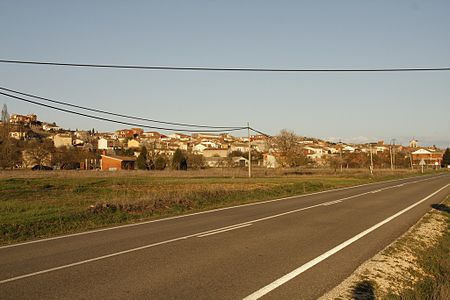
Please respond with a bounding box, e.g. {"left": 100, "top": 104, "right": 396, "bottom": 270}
{"left": 369, "top": 144, "right": 374, "bottom": 175}
{"left": 389, "top": 144, "right": 394, "bottom": 170}
{"left": 248, "top": 122, "right": 251, "bottom": 178}
{"left": 392, "top": 138, "right": 396, "bottom": 169}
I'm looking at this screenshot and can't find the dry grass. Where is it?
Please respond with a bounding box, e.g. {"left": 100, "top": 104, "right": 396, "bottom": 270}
{"left": 0, "top": 166, "right": 434, "bottom": 179}
{"left": 0, "top": 168, "right": 441, "bottom": 245}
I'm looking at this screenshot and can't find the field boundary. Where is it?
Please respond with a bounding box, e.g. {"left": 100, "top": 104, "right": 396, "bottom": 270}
{"left": 1, "top": 173, "right": 445, "bottom": 249}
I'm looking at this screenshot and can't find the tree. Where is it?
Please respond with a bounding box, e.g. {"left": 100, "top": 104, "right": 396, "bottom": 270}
{"left": 325, "top": 155, "right": 342, "bottom": 172}
{"left": 23, "top": 140, "right": 54, "bottom": 168}
{"left": 1, "top": 104, "right": 9, "bottom": 123}
{"left": 154, "top": 154, "right": 167, "bottom": 170}
{"left": 186, "top": 153, "right": 204, "bottom": 169}
{"left": 172, "top": 149, "right": 187, "bottom": 170}
{"left": 52, "top": 146, "right": 88, "bottom": 169}
{"left": 115, "top": 146, "right": 134, "bottom": 157}
{"left": 229, "top": 150, "right": 244, "bottom": 158}
{"left": 137, "top": 146, "right": 149, "bottom": 170}
{"left": 393, "top": 150, "right": 411, "bottom": 168}
{"left": 274, "top": 129, "right": 307, "bottom": 167}
{"left": 0, "top": 126, "right": 22, "bottom": 169}
{"left": 442, "top": 148, "right": 450, "bottom": 167}
{"left": 372, "top": 151, "right": 390, "bottom": 168}
{"left": 342, "top": 152, "right": 369, "bottom": 168}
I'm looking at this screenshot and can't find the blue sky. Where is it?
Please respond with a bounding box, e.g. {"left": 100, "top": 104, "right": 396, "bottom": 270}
{"left": 0, "top": 1, "right": 449, "bottom": 147}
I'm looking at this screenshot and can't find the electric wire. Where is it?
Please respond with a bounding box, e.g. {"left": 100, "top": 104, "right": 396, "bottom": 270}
{"left": 1, "top": 59, "right": 450, "bottom": 72}
{"left": 249, "top": 127, "right": 272, "bottom": 138}
{"left": 0, "top": 86, "right": 245, "bottom": 130}
{"left": 0, "top": 91, "right": 246, "bottom": 133}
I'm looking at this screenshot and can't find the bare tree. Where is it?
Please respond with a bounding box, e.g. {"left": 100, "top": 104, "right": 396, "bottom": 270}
{"left": 0, "top": 125, "right": 22, "bottom": 169}
{"left": 274, "top": 129, "right": 307, "bottom": 167}
{"left": 325, "top": 155, "right": 342, "bottom": 172}
{"left": 52, "top": 146, "right": 90, "bottom": 169}
{"left": 187, "top": 153, "right": 205, "bottom": 169}
{"left": 23, "top": 140, "right": 54, "bottom": 168}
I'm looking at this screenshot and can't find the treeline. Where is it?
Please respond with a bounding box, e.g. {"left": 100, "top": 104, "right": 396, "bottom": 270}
{"left": 135, "top": 147, "right": 205, "bottom": 171}
{"left": 0, "top": 124, "right": 96, "bottom": 169}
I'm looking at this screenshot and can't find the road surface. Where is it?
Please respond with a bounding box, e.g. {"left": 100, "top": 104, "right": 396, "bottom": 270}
{"left": 1, "top": 174, "right": 449, "bottom": 299}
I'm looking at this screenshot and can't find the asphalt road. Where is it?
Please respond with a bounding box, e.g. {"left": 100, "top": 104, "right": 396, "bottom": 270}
{"left": 1, "top": 174, "right": 449, "bottom": 299}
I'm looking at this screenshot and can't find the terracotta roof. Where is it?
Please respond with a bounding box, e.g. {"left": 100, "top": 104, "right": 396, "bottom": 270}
{"left": 101, "top": 155, "right": 137, "bottom": 161}
{"left": 204, "top": 147, "right": 227, "bottom": 151}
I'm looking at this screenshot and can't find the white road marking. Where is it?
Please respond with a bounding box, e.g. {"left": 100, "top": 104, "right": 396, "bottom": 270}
{"left": 193, "top": 223, "right": 255, "bottom": 237}
{"left": 243, "top": 183, "right": 450, "bottom": 300}
{"left": 0, "top": 176, "right": 446, "bottom": 284}
{"left": 321, "top": 200, "right": 342, "bottom": 206}
{"left": 1, "top": 174, "right": 440, "bottom": 250}
{"left": 196, "top": 224, "right": 253, "bottom": 238}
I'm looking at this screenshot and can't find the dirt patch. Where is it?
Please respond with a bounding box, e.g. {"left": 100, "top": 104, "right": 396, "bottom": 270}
{"left": 320, "top": 205, "right": 448, "bottom": 299}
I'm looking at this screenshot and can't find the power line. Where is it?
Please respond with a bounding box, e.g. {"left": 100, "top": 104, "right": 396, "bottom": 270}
{"left": 1, "top": 59, "right": 450, "bottom": 72}
{"left": 0, "top": 91, "right": 246, "bottom": 133}
{"left": 249, "top": 127, "right": 272, "bottom": 138}
{"left": 0, "top": 86, "right": 245, "bottom": 130}
{"left": 0, "top": 88, "right": 272, "bottom": 136}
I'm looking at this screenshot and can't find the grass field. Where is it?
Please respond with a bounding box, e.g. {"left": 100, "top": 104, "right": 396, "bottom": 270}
{"left": 0, "top": 168, "right": 442, "bottom": 245}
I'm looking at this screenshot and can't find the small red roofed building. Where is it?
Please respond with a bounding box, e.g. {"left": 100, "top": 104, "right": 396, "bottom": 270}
{"left": 100, "top": 155, "right": 136, "bottom": 171}
{"left": 411, "top": 149, "right": 443, "bottom": 166}
{"left": 116, "top": 129, "right": 133, "bottom": 138}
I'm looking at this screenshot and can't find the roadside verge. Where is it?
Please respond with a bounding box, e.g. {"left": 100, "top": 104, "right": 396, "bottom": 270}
{"left": 321, "top": 195, "right": 450, "bottom": 299}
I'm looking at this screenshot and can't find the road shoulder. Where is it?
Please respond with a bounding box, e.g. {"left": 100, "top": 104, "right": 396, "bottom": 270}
{"left": 320, "top": 196, "right": 450, "bottom": 299}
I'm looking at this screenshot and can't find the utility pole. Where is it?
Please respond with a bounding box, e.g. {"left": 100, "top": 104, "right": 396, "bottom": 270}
{"left": 369, "top": 143, "right": 374, "bottom": 176}
{"left": 410, "top": 153, "right": 414, "bottom": 170}
{"left": 389, "top": 143, "right": 394, "bottom": 171}
{"left": 389, "top": 138, "right": 397, "bottom": 171}
{"left": 339, "top": 139, "right": 343, "bottom": 172}
{"left": 247, "top": 122, "right": 251, "bottom": 178}
{"left": 392, "top": 138, "right": 396, "bottom": 169}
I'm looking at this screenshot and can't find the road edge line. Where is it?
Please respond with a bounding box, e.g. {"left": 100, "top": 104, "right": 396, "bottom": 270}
{"left": 243, "top": 183, "right": 450, "bottom": 300}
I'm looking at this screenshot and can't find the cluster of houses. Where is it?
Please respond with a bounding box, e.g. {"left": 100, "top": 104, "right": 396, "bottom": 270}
{"left": 2, "top": 113, "right": 446, "bottom": 171}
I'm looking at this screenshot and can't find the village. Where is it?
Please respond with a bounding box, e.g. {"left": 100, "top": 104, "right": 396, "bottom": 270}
{"left": 0, "top": 112, "right": 447, "bottom": 171}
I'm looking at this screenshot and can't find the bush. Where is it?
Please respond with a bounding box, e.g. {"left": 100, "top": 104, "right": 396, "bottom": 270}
{"left": 154, "top": 155, "right": 167, "bottom": 170}
{"left": 172, "top": 149, "right": 187, "bottom": 170}
{"left": 137, "top": 146, "right": 149, "bottom": 170}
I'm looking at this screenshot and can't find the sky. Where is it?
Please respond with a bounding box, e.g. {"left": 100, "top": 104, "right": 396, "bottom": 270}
{"left": 0, "top": 0, "right": 449, "bottom": 147}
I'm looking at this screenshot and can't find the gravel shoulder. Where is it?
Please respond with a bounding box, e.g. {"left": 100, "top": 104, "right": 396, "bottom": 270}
{"left": 321, "top": 197, "right": 449, "bottom": 299}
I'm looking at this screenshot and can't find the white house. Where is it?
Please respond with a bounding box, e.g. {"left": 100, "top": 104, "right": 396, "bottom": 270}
{"left": 230, "top": 143, "right": 249, "bottom": 153}
{"left": 53, "top": 133, "right": 73, "bottom": 148}
{"left": 98, "top": 137, "right": 109, "bottom": 150}
{"left": 342, "top": 145, "right": 355, "bottom": 153}
{"left": 263, "top": 153, "right": 280, "bottom": 168}
{"left": 98, "top": 137, "right": 118, "bottom": 150}
{"left": 193, "top": 141, "right": 220, "bottom": 153}
{"left": 193, "top": 143, "right": 208, "bottom": 153}
{"left": 304, "top": 146, "right": 325, "bottom": 160}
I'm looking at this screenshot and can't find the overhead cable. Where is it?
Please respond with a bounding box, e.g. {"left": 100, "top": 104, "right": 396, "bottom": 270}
{"left": 0, "top": 86, "right": 245, "bottom": 130}
{"left": 249, "top": 127, "right": 272, "bottom": 138}
{"left": 0, "top": 91, "right": 245, "bottom": 133}
{"left": 1, "top": 59, "right": 450, "bottom": 72}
